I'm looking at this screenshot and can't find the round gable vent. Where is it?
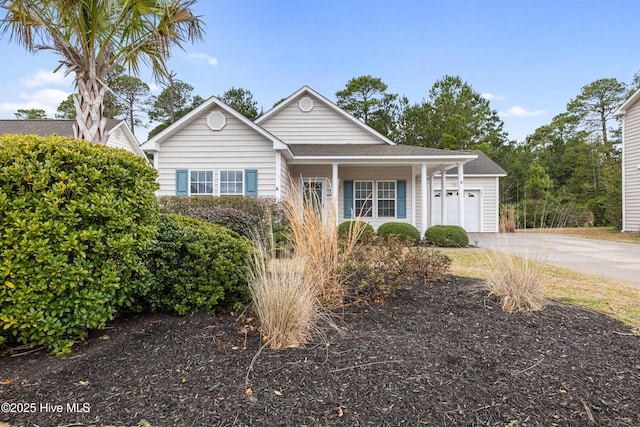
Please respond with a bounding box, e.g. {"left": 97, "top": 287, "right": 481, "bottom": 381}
{"left": 298, "top": 97, "right": 314, "bottom": 112}
{"left": 207, "top": 111, "right": 226, "bottom": 131}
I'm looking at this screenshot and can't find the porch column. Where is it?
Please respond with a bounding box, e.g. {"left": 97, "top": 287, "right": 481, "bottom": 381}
{"left": 332, "top": 163, "right": 339, "bottom": 224}
{"left": 440, "top": 170, "right": 447, "bottom": 225}
{"left": 411, "top": 167, "right": 417, "bottom": 227}
{"left": 430, "top": 174, "right": 435, "bottom": 227}
{"left": 275, "top": 151, "right": 282, "bottom": 201}
{"left": 420, "top": 164, "right": 428, "bottom": 235}
{"left": 457, "top": 163, "right": 465, "bottom": 228}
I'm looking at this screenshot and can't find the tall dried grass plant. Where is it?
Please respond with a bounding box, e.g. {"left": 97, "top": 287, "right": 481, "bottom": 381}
{"left": 247, "top": 242, "right": 328, "bottom": 348}
{"left": 247, "top": 179, "right": 365, "bottom": 348}
{"left": 486, "top": 204, "right": 572, "bottom": 312}
{"left": 499, "top": 204, "right": 516, "bottom": 233}
{"left": 484, "top": 247, "right": 547, "bottom": 312}
{"left": 280, "top": 179, "right": 365, "bottom": 308}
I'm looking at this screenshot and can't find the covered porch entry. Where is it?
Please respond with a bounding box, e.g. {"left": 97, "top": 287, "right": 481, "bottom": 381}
{"left": 285, "top": 144, "right": 478, "bottom": 234}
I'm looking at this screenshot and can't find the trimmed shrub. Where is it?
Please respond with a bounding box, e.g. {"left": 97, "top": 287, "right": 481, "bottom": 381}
{"left": 158, "top": 195, "right": 286, "bottom": 229}
{"left": 337, "top": 220, "right": 374, "bottom": 244}
{"left": 339, "top": 235, "right": 451, "bottom": 302}
{"left": 140, "top": 214, "right": 252, "bottom": 315}
{"left": 158, "top": 195, "right": 290, "bottom": 253}
{"left": 184, "top": 205, "right": 255, "bottom": 236}
{"left": 0, "top": 135, "right": 158, "bottom": 354}
{"left": 424, "top": 225, "right": 469, "bottom": 247}
{"left": 377, "top": 222, "right": 421, "bottom": 246}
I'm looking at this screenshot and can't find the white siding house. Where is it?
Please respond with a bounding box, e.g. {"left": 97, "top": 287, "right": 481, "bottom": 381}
{"left": 614, "top": 89, "right": 640, "bottom": 232}
{"left": 0, "top": 119, "right": 145, "bottom": 158}
{"left": 141, "top": 86, "right": 506, "bottom": 233}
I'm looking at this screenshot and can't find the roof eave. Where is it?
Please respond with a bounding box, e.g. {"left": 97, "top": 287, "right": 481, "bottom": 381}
{"left": 614, "top": 88, "right": 640, "bottom": 117}
{"left": 288, "top": 154, "right": 477, "bottom": 164}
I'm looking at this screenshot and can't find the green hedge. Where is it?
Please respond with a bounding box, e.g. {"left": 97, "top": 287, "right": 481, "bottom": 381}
{"left": 377, "top": 222, "right": 421, "bottom": 246}
{"left": 158, "top": 195, "right": 290, "bottom": 252}
{"left": 140, "top": 214, "right": 252, "bottom": 315}
{"left": 337, "top": 220, "right": 375, "bottom": 243}
{"left": 0, "top": 135, "right": 158, "bottom": 354}
{"left": 424, "top": 225, "right": 469, "bottom": 247}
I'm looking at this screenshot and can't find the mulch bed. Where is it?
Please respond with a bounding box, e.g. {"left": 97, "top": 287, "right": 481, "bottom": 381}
{"left": 1, "top": 276, "right": 639, "bottom": 427}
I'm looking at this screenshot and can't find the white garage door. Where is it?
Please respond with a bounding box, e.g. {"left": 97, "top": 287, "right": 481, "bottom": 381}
{"left": 433, "top": 190, "right": 481, "bottom": 232}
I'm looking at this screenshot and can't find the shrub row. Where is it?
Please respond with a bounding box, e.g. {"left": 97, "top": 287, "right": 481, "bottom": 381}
{"left": 0, "top": 136, "right": 254, "bottom": 354}
{"left": 158, "top": 195, "right": 290, "bottom": 253}
{"left": 338, "top": 221, "right": 470, "bottom": 248}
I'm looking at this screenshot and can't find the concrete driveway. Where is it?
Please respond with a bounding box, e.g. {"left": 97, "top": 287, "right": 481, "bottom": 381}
{"left": 468, "top": 232, "right": 640, "bottom": 289}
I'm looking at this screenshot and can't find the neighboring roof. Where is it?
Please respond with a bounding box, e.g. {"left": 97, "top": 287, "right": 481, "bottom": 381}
{"left": 446, "top": 151, "right": 507, "bottom": 176}
{"left": 256, "top": 85, "right": 397, "bottom": 146}
{"left": 614, "top": 88, "right": 640, "bottom": 117}
{"left": 0, "top": 119, "right": 123, "bottom": 137}
{"left": 0, "top": 119, "right": 145, "bottom": 158}
{"left": 140, "top": 96, "right": 288, "bottom": 151}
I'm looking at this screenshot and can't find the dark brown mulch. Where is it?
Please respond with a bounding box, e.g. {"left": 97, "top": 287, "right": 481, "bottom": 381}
{"left": 1, "top": 276, "right": 640, "bottom": 427}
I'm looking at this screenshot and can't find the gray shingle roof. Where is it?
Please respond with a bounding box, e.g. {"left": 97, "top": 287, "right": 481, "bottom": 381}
{"left": 287, "top": 144, "right": 506, "bottom": 176}
{"left": 0, "top": 119, "right": 122, "bottom": 137}
{"left": 287, "top": 143, "right": 468, "bottom": 157}
{"left": 446, "top": 150, "right": 507, "bottom": 175}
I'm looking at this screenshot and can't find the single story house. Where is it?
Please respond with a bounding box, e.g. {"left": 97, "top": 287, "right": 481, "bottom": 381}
{"left": 141, "top": 86, "right": 506, "bottom": 233}
{"left": 0, "top": 119, "right": 145, "bottom": 158}
{"left": 614, "top": 88, "right": 640, "bottom": 232}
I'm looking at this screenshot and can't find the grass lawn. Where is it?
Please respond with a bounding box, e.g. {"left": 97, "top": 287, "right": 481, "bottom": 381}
{"left": 528, "top": 226, "right": 640, "bottom": 244}
{"left": 443, "top": 247, "right": 640, "bottom": 332}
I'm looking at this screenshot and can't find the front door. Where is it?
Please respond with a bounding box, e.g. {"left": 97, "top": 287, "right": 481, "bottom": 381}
{"left": 303, "top": 180, "right": 324, "bottom": 215}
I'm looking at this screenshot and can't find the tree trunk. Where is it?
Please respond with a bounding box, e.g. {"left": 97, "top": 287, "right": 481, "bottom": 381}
{"left": 74, "top": 78, "right": 108, "bottom": 144}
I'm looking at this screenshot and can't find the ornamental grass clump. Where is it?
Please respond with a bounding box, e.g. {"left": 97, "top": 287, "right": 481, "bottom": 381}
{"left": 280, "top": 181, "right": 358, "bottom": 308}
{"left": 247, "top": 180, "right": 366, "bottom": 348}
{"left": 484, "top": 246, "right": 547, "bottom": 312}
{"left": 484, "top": 205, "right": 571, "bottom": 312}
{"left": 247, "top": 243, "right": 330, "bottom": 349}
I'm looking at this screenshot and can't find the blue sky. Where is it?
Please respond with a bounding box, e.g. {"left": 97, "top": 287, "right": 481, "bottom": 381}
{"left": 0, "top": 0, "right": 638, "bottom": 143}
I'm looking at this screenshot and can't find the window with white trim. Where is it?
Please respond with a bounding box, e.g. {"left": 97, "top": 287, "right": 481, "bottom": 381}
{"left": 354, "top": 181, "right": 373, "bottom": 217}
{"left": 377, "top": 181, "right": 396, "bottom": 217}
{"left": 190, "top": 171, "right": 214, "bottom": 195}
{"left": 220, "top": 170, "right": 243, "bottom": 195}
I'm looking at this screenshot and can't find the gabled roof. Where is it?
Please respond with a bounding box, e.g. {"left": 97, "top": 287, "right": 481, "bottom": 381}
{"left": 445, "top": 151, "right": 507, "bottom": 176}
{"left": 0, "top": 119, "right": 145, "bottom": 157}
{"left": 256, "top": 85, "right": 397, "bottom": 146}
{"left": 141, "top": 96, "right": 288, "bottom": 151}
{"left": 0, "top": 118, "right": 123, "bottom": 137}
{"left": 614, "top": 88, "right": 640, "bottom": 117}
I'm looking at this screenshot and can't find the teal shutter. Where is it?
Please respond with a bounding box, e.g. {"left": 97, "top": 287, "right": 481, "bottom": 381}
{"left": 344, "top": 180, "right": 354, "bottom": 219}
{"left": 245, "top": 169, "right": 258, "bottom": 197}
{"left": 397, "top": 180, "right": 406, "bottom": 219}
{"left": 176, "top": 169, "right": 188, "bottom": 196}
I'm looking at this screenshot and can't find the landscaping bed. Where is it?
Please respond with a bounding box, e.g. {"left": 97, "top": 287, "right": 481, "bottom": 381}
{"left": 1, "top": 276, "right": 639, "bottom": 427}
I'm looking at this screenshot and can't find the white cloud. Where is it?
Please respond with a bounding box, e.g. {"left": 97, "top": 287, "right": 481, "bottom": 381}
{"left": 0, "top": 88, "right": 71, "bottom": 117}
{"left": 500, "top": 106, "right": 546, "bottom": 117}
{"left": 186, "top": 52, "right": 219, "bottom": 67}
{"left": 481, "top": 92, "right": 506, "bottom": 101}
{"left": 20, "top": 69, "right": 72, "bottom": 88}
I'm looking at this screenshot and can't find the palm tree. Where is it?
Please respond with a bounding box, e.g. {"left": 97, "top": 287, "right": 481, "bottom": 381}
{"left": 0, "top": 0, "right": 204, "bottom": 144}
